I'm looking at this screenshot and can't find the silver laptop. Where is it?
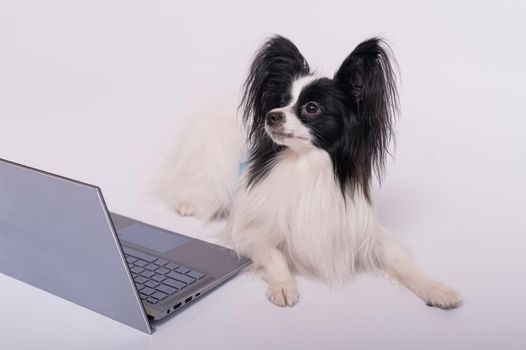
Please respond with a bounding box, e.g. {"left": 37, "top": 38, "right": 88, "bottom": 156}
{"left": 0, "top": 158, "right": 250, "bottom": 334}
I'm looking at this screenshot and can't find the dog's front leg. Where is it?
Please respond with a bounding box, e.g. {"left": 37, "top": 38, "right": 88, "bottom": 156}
{"left": 240, "top": 241, "right": 299, "bottom": 307}
{"left": 377, "top": 233, "right": 462, "bottom": 309}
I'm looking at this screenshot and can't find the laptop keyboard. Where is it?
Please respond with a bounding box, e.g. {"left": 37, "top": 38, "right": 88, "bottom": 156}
{"left": 123, "top": 247, "right": 205, "bottom": 305}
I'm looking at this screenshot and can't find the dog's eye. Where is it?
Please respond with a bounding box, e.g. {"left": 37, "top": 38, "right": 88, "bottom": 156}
{"left": 305, "top": 102, "right": 319, "bottom": 115}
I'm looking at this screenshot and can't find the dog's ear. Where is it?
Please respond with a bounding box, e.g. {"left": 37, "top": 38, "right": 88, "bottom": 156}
{"left": 333, "top": 38, "right": 399, "bottom": 200}
{"left": 241, "top": 35, "right": 310, "bottom": 144}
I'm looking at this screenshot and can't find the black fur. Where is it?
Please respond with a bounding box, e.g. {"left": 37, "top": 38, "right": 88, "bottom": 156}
{"left": 332, "top": 37, "right": 399, "bottom": 200}
{"left": 240, "top": 35, "right": 310, "bottom": 188}
{"left": 241, "top": 36, "right": 398, "bottom": 201}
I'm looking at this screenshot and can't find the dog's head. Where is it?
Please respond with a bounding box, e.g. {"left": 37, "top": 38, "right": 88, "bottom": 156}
{"left": 241, "top": 35, "right": 398, "bottom": 200}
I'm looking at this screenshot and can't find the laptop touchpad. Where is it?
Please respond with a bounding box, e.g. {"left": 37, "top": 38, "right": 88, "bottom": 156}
{"left": 117, "top": 224, "right": 190, "bottom": 253}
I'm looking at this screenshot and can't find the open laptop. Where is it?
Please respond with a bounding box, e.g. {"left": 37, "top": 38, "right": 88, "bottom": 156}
{"left": 0, "top": 158, "right": 250, "bottom": 334}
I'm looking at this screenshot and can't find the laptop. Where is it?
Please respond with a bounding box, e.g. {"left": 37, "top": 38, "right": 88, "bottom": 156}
{"left": 0, "top": 158, "right": 250, "bottom": 334}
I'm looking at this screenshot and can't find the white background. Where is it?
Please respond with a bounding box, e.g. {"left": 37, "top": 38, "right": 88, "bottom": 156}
{"left": 1, "top": 0, "right": 525, "bottom": 349}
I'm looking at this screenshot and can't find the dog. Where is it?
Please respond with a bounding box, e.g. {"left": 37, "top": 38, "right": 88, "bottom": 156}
{"left": 159, "top": 35, "right": 462, "bottom": 309}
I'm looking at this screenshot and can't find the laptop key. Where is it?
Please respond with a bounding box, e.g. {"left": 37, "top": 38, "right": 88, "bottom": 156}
{"left": 140, "top": 270, "right": 155, "bottom": 278}
{"left": 135, "top": 276, "right": 148, "bottom": 284}
{"left": 144, "top": 280, "right": 159, "bottom": 288}
{"left": 165, "top": 263, "right": 179, "bottom": 270}
{"left": 155, "top": 267, "right": 170, "bottom": 275}
{"left": 146, "top": 297, "right": 158, "bottom": 304}
{"left": 163, "top": 278, "right": 187, "bottom": 290}
{"left": 134, "top": 260, "right": 148, "bottom": 268}
{"left": 174, "top": 266, "right": 190, "bottom": 274}
{"left": 186, "top": 271, "right": 205, "bottom": 280}
{"left": 141, "top": 287, "right": 155, "bottom": 296}
{"left": 130, "top": 266, "right": 144, "bottom": 274}
{"left": 132, "top": 273, "right": 138, "bottom": 278}
{"left": 139, "top": 293, "right": 148, "bottom": 300}
{"left": 144, "top": 263, "right": 159, "bottom": 271}
{"left": 151, "top": 291, "right": 168, "bottom": 301}
{"left": 135, "top": 284, "right": 145, "bottom": 291}
{"left": 166, "top": 271, "right": 196, "bottom": 285}
{"left": 151, "top": 274, "right": 166, "bottom": 282}
{"left": 156, "top": 284, "right": 177, "bottom": 295}
{"left": 153, "top": 259, "right": 169, "bottom": 266}
{"left": 126, "top": 256, "right": 137, "bottom": 263}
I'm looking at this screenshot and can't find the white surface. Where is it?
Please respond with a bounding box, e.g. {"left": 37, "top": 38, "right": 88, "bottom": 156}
{"left": 1, "top": 1, "right": 525, "bottom": 349}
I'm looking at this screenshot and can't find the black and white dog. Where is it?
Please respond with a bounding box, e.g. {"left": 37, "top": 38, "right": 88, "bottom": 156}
{"left": 160, "top": 35, "right": 461, "bottom": 309}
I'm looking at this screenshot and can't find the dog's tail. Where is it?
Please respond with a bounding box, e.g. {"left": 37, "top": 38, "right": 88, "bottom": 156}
{"left": 157, "top": 109, "right": 245, "bottom": 221}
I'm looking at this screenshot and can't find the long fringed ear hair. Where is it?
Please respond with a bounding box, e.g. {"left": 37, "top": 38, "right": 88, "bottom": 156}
{"left": 240, "top": 35, "right": 310, "bottom": 188}
{"left": 333, "top": 38, "right": 399, "bottom": 201}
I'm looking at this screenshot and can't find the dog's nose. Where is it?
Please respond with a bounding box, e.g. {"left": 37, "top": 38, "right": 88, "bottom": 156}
{"left": 266, "top": 111, "right": 285, "bottom": 126}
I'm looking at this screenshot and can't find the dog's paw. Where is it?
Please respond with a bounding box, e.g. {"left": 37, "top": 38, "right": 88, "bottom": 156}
{"left": 266, "top": 282, "right": 299, "bottom": 307}
{"left": 175, "top": 202, "right": 195, "bottom": 217}
{"left": 421, "top": 283, "right": 462, "bottom": 310}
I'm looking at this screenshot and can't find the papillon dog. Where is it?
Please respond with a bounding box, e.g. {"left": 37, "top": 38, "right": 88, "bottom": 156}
{"left": 160, "top": 35, "right": 461, "bottom": 309}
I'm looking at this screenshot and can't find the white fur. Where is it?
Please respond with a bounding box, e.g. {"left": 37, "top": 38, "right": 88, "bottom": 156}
{"left": 158, "top": 112, "right": 245, "bottom": 221}
{"left": 226, "top": 147, "right": 378, "bottom": 284}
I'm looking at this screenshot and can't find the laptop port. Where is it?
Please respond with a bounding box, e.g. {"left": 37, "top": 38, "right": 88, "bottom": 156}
{"left": 195, "top": 292, "right": 200, "bottom": 297}
{"left": 173, "top": 302, "right": 182, "bottom": 310}
{"left": 185, "top": 296, "right": 192, "bottom": 303}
